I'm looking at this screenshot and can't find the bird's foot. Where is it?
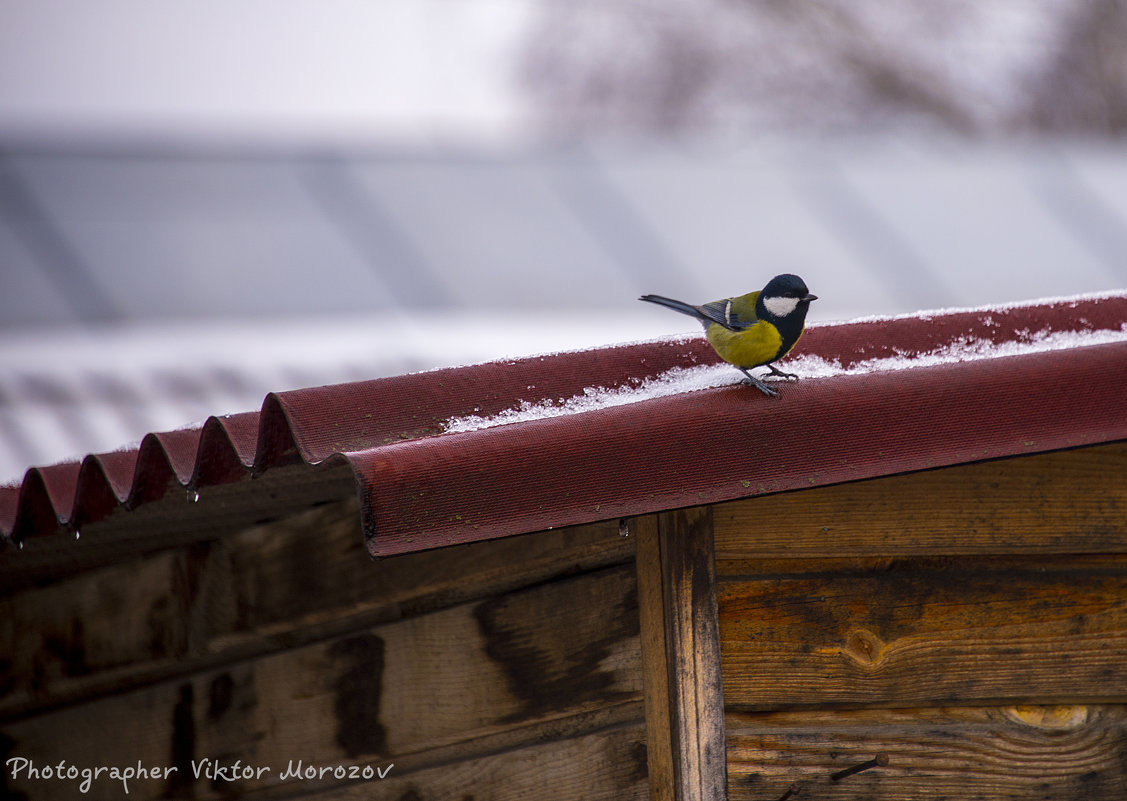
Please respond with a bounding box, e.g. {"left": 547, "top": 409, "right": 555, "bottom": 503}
{"left": 738, "top": 369, "right": 779, "bottom": 397}
{"left": 764, "top": 364, "right": 799, "bottom": 382}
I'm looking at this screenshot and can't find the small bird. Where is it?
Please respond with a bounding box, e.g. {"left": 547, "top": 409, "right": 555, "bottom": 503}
{"left": 640, "top": 274, "right": 817, "bottom": 397}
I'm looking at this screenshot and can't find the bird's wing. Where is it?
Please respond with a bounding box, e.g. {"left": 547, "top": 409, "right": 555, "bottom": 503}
{"left": 699, "top": 291, "right": 760, "bottom": 331}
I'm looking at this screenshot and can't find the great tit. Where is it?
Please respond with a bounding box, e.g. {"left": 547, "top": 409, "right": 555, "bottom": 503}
{"left": 640, "top": 274, "right": 818, "bottom": 397}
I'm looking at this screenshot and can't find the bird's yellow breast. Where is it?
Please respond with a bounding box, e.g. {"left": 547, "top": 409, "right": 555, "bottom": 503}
{"left": 706, "top": 320, "right": 785, "bottom": 369}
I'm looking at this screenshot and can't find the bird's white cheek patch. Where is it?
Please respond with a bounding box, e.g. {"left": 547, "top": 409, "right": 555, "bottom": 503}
{"left": 763, "top": 296, "right": 800, "bottom": 317}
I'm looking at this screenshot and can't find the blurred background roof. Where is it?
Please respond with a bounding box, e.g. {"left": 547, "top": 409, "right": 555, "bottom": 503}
{"left": 2, "top": 0, "right": 1127, "bottom": 482}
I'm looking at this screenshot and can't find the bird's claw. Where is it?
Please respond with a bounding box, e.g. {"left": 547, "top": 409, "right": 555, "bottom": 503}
{"left": 738, "top": 369, "right": 779, "bottom": 397}
{"left": 745, "top": 379, "right": 779, "bottom": 397}
{"left": 764, "top": 365, "right": 799, "bottom": 381}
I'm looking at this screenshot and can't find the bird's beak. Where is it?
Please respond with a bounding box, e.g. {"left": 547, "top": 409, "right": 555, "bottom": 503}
{"left": 803, "top": 293, "right": 818, "bottom": 302}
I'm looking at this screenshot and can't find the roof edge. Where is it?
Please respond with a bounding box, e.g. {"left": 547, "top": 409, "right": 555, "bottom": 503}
{"left": 3, "top": 293, "right": 1125, "bottom": 549}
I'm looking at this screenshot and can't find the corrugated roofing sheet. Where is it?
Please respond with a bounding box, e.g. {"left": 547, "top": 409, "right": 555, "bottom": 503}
{"left": 2, "top": 294, "right": 1126, "bottom": 556}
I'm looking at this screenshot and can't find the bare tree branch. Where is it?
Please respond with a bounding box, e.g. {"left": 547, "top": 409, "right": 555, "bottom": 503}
{"left": 1022, "top": 0, "right": 1127, "bottom": 134}
{"left": 520, "top": 0, "right": 1127, "bottom": 138}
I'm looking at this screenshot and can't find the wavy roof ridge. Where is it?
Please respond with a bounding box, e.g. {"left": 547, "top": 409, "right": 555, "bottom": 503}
{"left": 2, "top": 294, "right": 1125, "bottom": 553}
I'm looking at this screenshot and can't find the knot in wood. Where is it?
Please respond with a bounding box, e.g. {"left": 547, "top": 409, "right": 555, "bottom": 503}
{"left": 1003, "top": 705, "right": 1090, "bottom": 730}
{"left": 842, "top": 628, "right": 885, "bottom": 667}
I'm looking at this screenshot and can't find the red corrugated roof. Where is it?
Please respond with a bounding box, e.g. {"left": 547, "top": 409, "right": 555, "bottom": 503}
{"left": 3, "top": 295, "right": 1126, "bottom": 556}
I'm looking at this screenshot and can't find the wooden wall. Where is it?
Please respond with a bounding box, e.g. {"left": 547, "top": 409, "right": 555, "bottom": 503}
{"left": 3, "top": 441, "right": 1125, "bottom": 801}
{"left": 0, "top": 500, "right": 648, "bottom": 800}
{"left": 713, "top": 441, "right": 1127, "bottom": 800}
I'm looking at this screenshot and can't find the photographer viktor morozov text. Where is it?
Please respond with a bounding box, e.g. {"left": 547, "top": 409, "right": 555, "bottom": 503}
{"left": 6, "top": 756, "right": 394, "bottom": 795}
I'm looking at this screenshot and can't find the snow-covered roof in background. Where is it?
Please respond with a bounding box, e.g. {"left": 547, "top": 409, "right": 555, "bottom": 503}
{"left": 5, "top": 142, "right": 1127, "bottom": 326}
{"left": 2, "top": 141, "right": 1126, "bottom": 482}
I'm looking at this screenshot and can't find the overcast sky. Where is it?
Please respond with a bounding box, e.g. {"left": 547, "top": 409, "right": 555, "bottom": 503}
{"left": 0, "top": 0, "right": 532, "bottom": 144}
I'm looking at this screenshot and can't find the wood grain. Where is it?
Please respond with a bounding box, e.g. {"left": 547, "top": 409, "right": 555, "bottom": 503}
{"left": 1, "top": 565, "right": 643, "bottom": 801}
{"left": 636, "top": 513, "right": 676, "bottom": 801}
{"left": 718, "top": 556, "right": 1127, "bottom": 709}
{"left": 302, "top": 722, "right": 649, "bottom": 801}
{"left": 637, "top": 512, "right": 687, "bottom": 801}
{"left": 657, "top": 507, "right": 729, "bottom": 801}
{"left": 0, "top": 501, "right": 634, "bottom": 721}
{"left": 726, "top": 705, "right": 1127, "bottom": 800}
{"left": 714, "top": 442, "right": 1127, "bottom": 558}
{"left": 0, "top": 463, "right": 358, "bottom": 593}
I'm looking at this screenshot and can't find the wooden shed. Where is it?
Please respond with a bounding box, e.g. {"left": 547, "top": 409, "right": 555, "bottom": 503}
{"left": 2, "top": 294, "right": 1127, "bottom": 800}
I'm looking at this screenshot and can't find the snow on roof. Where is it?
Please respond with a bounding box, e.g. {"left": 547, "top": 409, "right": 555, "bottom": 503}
{"left": 791, "top": 321, "right": 1127, "bottom": 377}
{"left": 446, "top": 296, "right": 1127, "bottom": 435}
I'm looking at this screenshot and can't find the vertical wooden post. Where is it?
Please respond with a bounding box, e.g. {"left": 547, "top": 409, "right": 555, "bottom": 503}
{"left": 636, "top": 507, "right": 728, "bottom": 801}
{"left": 636, "top": 513, "right": 676, "bottom": 801}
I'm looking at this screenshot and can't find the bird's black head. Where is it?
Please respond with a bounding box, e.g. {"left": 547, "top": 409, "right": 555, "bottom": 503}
{"left": 757, "top": 274, "right": 818, "bottom": 320}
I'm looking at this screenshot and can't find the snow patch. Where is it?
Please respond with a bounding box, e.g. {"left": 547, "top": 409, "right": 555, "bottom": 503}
{"left": 444, "top": 364, "right": 743, "bottom": 434}
{"left": 443, "top": 324, "right": 1127, "bottom": 435}
{"left": 787, "top": 325, "right": 1127, "bottom": 379}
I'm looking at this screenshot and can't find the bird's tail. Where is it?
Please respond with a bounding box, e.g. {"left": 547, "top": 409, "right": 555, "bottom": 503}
{"left": 638, "top": 294, "right": 708, "bottom": 323}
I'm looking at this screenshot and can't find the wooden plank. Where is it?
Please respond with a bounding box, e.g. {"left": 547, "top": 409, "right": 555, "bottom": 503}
{"left": 301, "top": 722, "right": 649, "bottom": 801}
{"left": 0, "top": 463, "right": 359, "bottom": 593}
{"left": 726, "top": 705, "right": 1127, "bottom": 799}
{"left": 662, "top": 507, "right": 728, "bottom": 801}
{"left": 713, "top": 442, "right": 1127, "bottom": 558}
{"left": 638, "top": 507, "right": 729, "bottom": 801}
{"left": 2, "top": 704, "right": 646, "bottom": 801}
{"left": 1, "top": 565, "right": 643, "bottom": 801}
{"left": 0, "top": 501, "right": 634, "bottom": 721}
{"left": 719, "top": 557, "right": 1127, "bottom": 709}
{"left": 635, "top": 514, "right": 675, "bottom": 801}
